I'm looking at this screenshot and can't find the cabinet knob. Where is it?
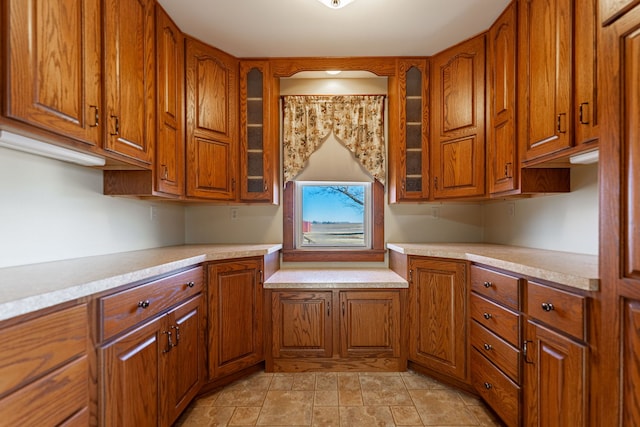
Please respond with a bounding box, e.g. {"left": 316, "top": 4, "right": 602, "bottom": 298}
{"left": 484, "top": 382, "right": 492, "bottom": 390}
{"left": 541, "top": 302, "right": 555, "bottom": 312}
{"left": 186, "top": 281, "right": 195, "bottom": 288}
{"left": 483, "top": 281, "right": 492, "bottom": 288}
{"left": 483, "top": 312, "right": 492, "bottom": 320}
{"left": 483, "top": 343, "right": 493, "bottom": 351}
{"left": 138, "top": 300, "right": 150, "bottom": 309}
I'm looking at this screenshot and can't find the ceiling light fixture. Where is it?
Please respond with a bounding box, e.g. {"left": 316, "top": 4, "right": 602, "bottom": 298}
{"left": 315, "top": 0, "right": 356, "bottom": 9}
{"left": 326, "top": 70, "right": 342, "bottom": 75}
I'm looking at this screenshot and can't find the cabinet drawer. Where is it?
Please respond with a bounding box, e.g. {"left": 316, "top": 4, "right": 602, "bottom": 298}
{"left": 470, "top": 265, "right": 520, "bottom": 310}
{"left": 101, "top": 266, "right": 203, "bottom": 340}
{"left": 471, "top": 348, "right": 520, "bottom": 427}
{"left": 0, "top": 304, "right": 87, "bottom": 396}
{"left": 526, "top": 281, "right": 586, "bottom": 340}
{"left": 471, "top": 321, "right": 521, "bottom": 383}
{"left": 471, "top": 293, "right": 520, "bottom": 346}
{"left": 0, "top": 355, "right": 88, "bottom": 426}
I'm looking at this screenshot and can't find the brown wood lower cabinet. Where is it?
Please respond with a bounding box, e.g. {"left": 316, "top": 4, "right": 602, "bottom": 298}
{"left": 266, "top": 289, "right": 405, "bottom": 372}
{"left": 99, "top": 267, "right": 205, "bottom": 427}
{"left": 207, "top": 258, "right": 264, "bottom": 381}
{"left": 0, "top": 304, "right": 89, "bottom": 426}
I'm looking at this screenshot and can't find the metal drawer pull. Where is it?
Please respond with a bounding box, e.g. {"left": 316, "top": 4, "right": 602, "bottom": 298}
{"left": 483, "top": 281, "right": 492, "bottom": 288}
{"left": 541, "top": 302, "right": 555, "bottom": 312}
{"left": 484, "top": 382, "right": 492, "bottom": 390}
{"left": 483, "top": 312, "right": 492, "bottom": 320}
{"left": 138, "top": 300, "right": 150, "bottom": 309}
{"left": 186, "top": 281, "right": 195, "bottom": 288}
{"left": 483, "top": 343, "right": 493, "bottom": 351}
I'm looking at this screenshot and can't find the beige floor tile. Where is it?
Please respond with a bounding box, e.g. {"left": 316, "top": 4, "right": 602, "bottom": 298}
{"left": 314, "top": 390, "right": 339, "bottom": 406}
{"left": 400, "top": 371, "right": 447, "bottom": 390}
{"left": 390, "top": 405, "right": 424, "bottom": 426}
{"left": 204, "top": 406, "right": 237, "bottom": 426}
{"left": 338, "top": 389, "right": 364, "bottom": 406}
{"left": 270, "top": 374, "right": 295, "bottom": 390}
{"left": 292, "top": 373, "right": 317, "bottom": 391}
{"left": 467, "top": 405, "right": 506, "bottom": 427}
{"left": 312, "top": 406, "right": 341, "bottom": 427}
{"left": 229, "top": 406, "right": 262, "bottom": 425}
{"left": 315, "top": 372, "right": 338, "bottom": 390}
{"left": 215, "top": 388, "right": 268, "bottom": 407}
{"left": 457, "top": 389, "right": 484, "bottom": 406}
{"left": 337, "top": 373, "right": 361, "bottom": 390}
{"left": 256, "top": 390, "right": 314, "bottom": 425}
{"left": 409, "top": 389, "right": 479, "bottom": 426}
{"left": 229, "top": 372, "right": 274, "bottom": 391}
{"left": 362, "top": 388, "right": 413, "bottom": 405}
{"left": 339, "top": 405, "right": 396, "bottom": 427}
{"left": 360, "top": 373, "right": 407, "bottom": 392}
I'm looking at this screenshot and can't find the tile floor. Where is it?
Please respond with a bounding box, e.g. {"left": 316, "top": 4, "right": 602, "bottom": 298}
{"left": 173, "top": 370, "right": 505, "bottom": 426}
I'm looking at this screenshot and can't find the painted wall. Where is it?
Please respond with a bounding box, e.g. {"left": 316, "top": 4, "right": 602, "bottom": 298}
{"left": 0, "top": 147, "right": 185, "bottom": 268}
{"left": 482, "top": 163, "right": 599, "bottom": 255}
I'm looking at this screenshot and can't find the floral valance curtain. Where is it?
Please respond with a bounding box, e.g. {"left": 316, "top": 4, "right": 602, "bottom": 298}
{"left": 282, "top": 95, "right": 386, "bottom": 184}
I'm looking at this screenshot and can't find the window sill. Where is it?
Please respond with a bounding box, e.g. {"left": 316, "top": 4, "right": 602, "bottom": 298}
{"left": 282, "top": 249, "right": 386, "bottom": 263}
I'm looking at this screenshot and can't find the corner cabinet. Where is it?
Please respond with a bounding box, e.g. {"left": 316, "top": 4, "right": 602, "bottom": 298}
{"left": 389, "top": 59, "right": 430, "bottom": 202}
{"left": 407, "top": 257, "right": 469, "bottom": 384}
{"left": 207, "top": 258, "right": 264, "bottom": 381}
{"left": 239, "top": 60, "right": 279, "bottom": 203}
{"left": 5, "top": 0, "right": 101, "bottom": 148}
{"left": 431, "top": 34, "right": 486, "bottom": 199}
{"left": 103, "top": 0, "right": 155, "bottom": 165}
{"left": 185, "top": 37, "right": 238, "bottom": 200}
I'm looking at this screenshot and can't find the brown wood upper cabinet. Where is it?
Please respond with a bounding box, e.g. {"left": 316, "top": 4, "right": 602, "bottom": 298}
{"left": 431, "top": 34, "right": 486, "bottom": 199}
{"left": 389, "top": 59, "right": 430, "bottom": 202}
{"left": 574, "top": 0, "right": 599, "bottom": 147}
{"left": 185, "top": 37, "right": 238, "bottom": 200}
{"left": 600, "top": 0, "right": 640, "bottom": 24}
{"left": 239, "top": 60, "right": 278, "bottom": 203}
{"left": 103, "top": 0, "right": 155, "bottom": 165}
{"left": 5, "top": 0, "right": 101, "bottom": 148}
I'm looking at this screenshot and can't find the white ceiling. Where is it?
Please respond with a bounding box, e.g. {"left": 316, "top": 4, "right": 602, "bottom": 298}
{"left": 157, "top": 0, "right": 511, "bottom": 58}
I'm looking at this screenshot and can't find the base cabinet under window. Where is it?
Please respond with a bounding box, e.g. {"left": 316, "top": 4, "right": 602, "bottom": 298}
{"left": 267, "top": 289, "right": 405, "bottom": 372}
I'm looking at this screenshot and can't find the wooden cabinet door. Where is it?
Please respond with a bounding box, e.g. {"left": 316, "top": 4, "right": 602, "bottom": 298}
{"left": 155, "top": 5, "right": 185, "bottom": 196}
{"left": 339, "top": 291, "right": 401, "bottom": 358}
{"left": 103, "top": 0, "right": 155, "bottom": 164}
{"left": 574, "top": 0, "right": 599, "bottom": 147}
{"left": 431, "top": 34, "right": 486, "bottom": 199}
{"left": 518, "top": 0, "right": 572, "bottom": 162}
{"left": 600, "top": 0, "right": 640, "bottom": 24}
{"left": 523, "top": 321, "right": 586, "bottom": 427}
{"left": 185, "top": 37, "right": 238, "bottom": 200}
{"left": 389, "top": 59, "right": 430, "bottom": 202}
{"left": 163, "top": 296, "right": 204, "bottom": 426}
{"left": 239, "top": 60, "right": 278, "bottom": 203}
{"left": 271, "top": 291, "right": 333, "bottom": 358}
{"left": 102, "top": 317, "right": 162, "bottom": 427}
{"left": 6, "top": 0, "right": 101, "bottom": 146}
{"left": 208, "top": 259, "right": 263, "bottom": 379}
{"left": 408, "top": 257, "right": 468, "bottom": 382}
{"left": 488, "top": 3, "right": 517, "bottom": 194}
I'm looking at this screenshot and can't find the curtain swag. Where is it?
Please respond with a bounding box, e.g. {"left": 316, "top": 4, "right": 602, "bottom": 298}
{"left": 282, "top": 95, "right": 386, "bottom": 184}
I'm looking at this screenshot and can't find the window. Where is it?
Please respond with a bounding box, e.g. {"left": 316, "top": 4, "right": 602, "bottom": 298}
{"left": 283, "top": 180, "right": 385, "bottom": 262}
{"left": 296, "top": 182, "right": 371, "bottom": 249}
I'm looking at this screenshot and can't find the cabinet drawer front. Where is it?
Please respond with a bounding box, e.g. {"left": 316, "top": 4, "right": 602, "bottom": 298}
{"left": 0, "top": 356, "right": 88, "bottom": 426}
{"left": 0, "top": 304, "right": 87, "bottom": 396}
{"left": 526, "top": 281, "right": 586, "bottom": 340}
{"left": 471, "top": 321, "right": 520, "bottom": 383}
{"left": 470, "top": 265, "right": 520, "bottom": 310}
{"left": 471, "top": 349, "right": 520, "bottom": 427}
{"left": 101, "top": 266, "right": 203, "bottom": 340}
{"left": 471, "top": 293, "right": 520, "bottom": 346}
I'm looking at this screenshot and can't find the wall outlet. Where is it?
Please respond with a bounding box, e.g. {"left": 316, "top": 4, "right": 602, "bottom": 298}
{"left": 507, "top": 202, "right": 515, "bottom": 217}
{"left": 431, "top": 207, "right": 440, "bottom": 219}
{"left": 150, "top": 206, "right": 158, "bottom": 222}
{"left": 230, "top": 207, "right": 239, "bottom": 221}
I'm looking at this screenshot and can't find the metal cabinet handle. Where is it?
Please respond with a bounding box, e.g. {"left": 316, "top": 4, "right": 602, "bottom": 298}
{"left": 541, "top": 302, "right": 555, "bottom": 312}
{"left": 138, "top": 300, "right": 150, "bottom": 309}
{"left": 484, "top": 382, "right": 492, "bottom": 390}
{"left": 110, "top": 115, "right": 120, "bottom": 136}
{"left": 483, "top": 312, "right": 492, "bottom": 320}
{"left": 556, "top": 113, "right": 567, "bottom": 133}
{"left": 186, "top": 281, "right": 195, "bottom": 288}
{"left": 523, "top": 340, "right": 534, "bottom": 364}
{"left": 342, "top": 301, "right": 346, "bottom": 316}
{"left": 172, "top": 325, "right": 180, "bottom": 345}
{"left": 483, "top": 343, "right": 493, "bottom": 351}
{"left": 483, "top": 281, "right": 492, "bottom": 288}
{"left": 89, "top": 105, "right": 99, "bottom": 127}
{"left": 327, "top": 302, "right": 331, "bottom": 316}
{"left": 579, "top": 102, "right": 590, "bottom": 125}
{"left": 162, "top": 330, "right": 173, "bottom": 353}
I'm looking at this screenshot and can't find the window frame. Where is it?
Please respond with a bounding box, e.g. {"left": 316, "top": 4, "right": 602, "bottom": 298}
{"left": 282, "top": 180, "right": 385, "bottom": 262}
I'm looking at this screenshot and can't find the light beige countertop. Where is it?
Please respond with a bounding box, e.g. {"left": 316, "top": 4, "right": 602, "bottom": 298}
{"left": 264, "top": 268, "right": 408, "bottom": 289}
{"left": 387, "top": 243, "right": 599, "bottom": 291}
{"left": 0, "top": 244, "right": 282, "bottom": 322}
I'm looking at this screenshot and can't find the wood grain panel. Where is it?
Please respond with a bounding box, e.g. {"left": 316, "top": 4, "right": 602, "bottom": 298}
{"left": 0, "top": 304, "right": 87, "bottom": 397}
{"left": 0, "top": 356, "right": 88, "bottom": 427}
{"left": 623, "top": 300, "right": 640, "bottom": 424}
{"left": 470, "top": 293, "right": 520, "bottom": 346}
{"left": 471, "top": 320, "right": 520, "bottom": 383}
{"left": 441, "top": 55, "right": 474, "bottom": 132}
{"left": 470, "top": 264, "right": 520, "bottom": 311}
{"left": 574, "top": 0, "right": 599, "bottom": 146}
{"left": 526, "top": 281, "right": 586, "bottom": 340}
{"left": 7, "top": 0, "right": 101, "bottom": 146}
{"left": 196, "top": 58, "right": 228, "bottom": 134}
